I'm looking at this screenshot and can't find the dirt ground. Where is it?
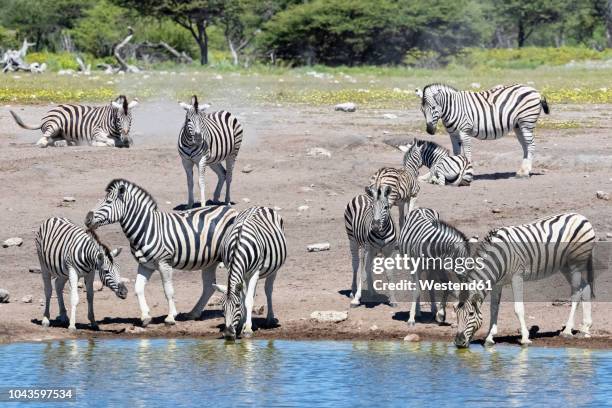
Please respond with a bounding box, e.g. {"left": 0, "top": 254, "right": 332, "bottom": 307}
{"left": 1, "top": 100, "right": 611, "bottom": 348}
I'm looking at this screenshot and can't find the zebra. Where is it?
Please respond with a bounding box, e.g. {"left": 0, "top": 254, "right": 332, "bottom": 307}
{"left": 35, "top": 217, "right": 128, "bottom": 331}
{"left": 368, "top": 167, "right": 419, "bottom": 230}
{"left": 399, "top": 208, "right": 473, "bottom": 326}
{"left": 212, "top": 206, "right": 287, "bottom": 340}
{"left": 454, "top": 213, "right": 596, "bottom": 348}
{"left": 84, "top": 178, "right": 237, "bottom": 326}
{"left": 398, "top": 138, "right": 473, "bottom": 186}
{"left": 10, "top": 95, "right": 138, "bottom": 148}
{"left": 415, "top": 83, "right": 549, "bottom": 177}
{"left": 178, "top": 95, "right": 244, "bottom": 208}
{"left": 345, "top": 185, "right": 397, "bottom": 307}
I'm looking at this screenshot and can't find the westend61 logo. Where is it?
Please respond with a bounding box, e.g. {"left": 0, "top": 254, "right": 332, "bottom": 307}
{"left": 372, "top": 254, "right": 492, "bottom": 292}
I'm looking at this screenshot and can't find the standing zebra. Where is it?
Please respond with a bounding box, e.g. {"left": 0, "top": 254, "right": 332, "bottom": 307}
{"left": 178, "top": 95, "right": 244, "bottom": 208}
{"left": 35, "top": 217, "right": 128, "bottom": 331}
{"left": 416, "top": 83, "right": 549, "bottom": 177}
{"left": 454, "top": 213, "right": 596, "bottom": 348}
{"left": 345, "top": 185, "right": 397, "bottom": 307}
{"left": 10, "top": 95, "right": 138, "bottom": 148}
{"left": 212, "top": 206, "right": 287, "bottom": 340}
{"left": 85, "top": 179, "right": 237, "bottom": 326}
{"left": 398, "top": 138, "right": 473, "bottom": 186}
{"left": 400, "top": 208, "right": 472, "bottom": 325}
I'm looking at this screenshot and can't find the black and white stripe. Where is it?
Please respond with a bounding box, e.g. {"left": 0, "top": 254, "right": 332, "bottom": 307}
{"left": 35, "top": 217, "right": 127, "bottom": 331}
{"left": 454, "top": 212, "right": 596, "bottom": 348}
{"left": 213, "top": 206, "right": 287, "bottom": 340}
{"left": 416, "top": 83, "right": 549, "bottom": 177}
{"left": 10, "top": 95, "right": 138, "bottom": 148}
{"left": 344, "top": 185, "right": 397, "bottom": 306}
{"left": 178, "top": 95, "right": 244, "bottom": 207}
{"left": 368, "top": 167, "right": 419, "bottom": 229}
{"left": 85, "top": 178, "right": 237, "bottom": 326}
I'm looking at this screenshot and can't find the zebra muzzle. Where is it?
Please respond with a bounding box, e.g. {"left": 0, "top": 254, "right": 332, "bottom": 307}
{"left": 84, "top": 212, "right": 95, "bottom": 229}
{"left": 116, "top": 283, "right": 128, "bottom": 299}
{"left": 223, "top": 326, "right": 237, "bottom": 341}
{"left": 426, "top": 123, "right": 436, "bottom": 135}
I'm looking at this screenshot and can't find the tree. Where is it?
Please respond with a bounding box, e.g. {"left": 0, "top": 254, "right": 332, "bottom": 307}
{"left": 492, "top": 0, "right": 563, "bottom": 47}
{"left": 112, "top": 0, "right": 224, "bottom": 65}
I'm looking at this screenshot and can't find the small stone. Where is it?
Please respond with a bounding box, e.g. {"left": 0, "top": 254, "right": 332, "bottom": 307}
{"left": 29, "top": 267, "right": 41, "bottom": 274}
{"left": 307, "top": 147, "right": 331, "bottom": 158}
{"left": 120, "top": 277, "right": 130, "bottom": 284}
{"left": 93, "top": 281, "right": 103, "bottom": 291}
{"left": 334, "top": 102, "right": 356, "bottom": 112}
{"left": 298, "top": 205, "right": 309, "bottom": 212}
{"left": 310, "top": 310, "right": 348, "bottom": 323}
{"left": 21, "top": 295, "right": 33, "bottom": 303}
{"left": 596, "top": 191, "right": 610, "bottom": 200}
{"left": 307, "top": 242, "right": 330, "bottom": 252}
{"left": 273, "top": 206, "right": 282, "bottom": 211}
{"left": 491, "top": 208, "right": 502, "bottom": 214}
{"left": 62, "top": 196, "right": 76, "bottom": 203}
{"left": 470, "top": 82, "right": 481, "bottom": 89}
{"left": 300, "top": 186, "right": 313, "bottom": 192}
{"left": 78, "top": 281, "right": 84, "bottom": 289}
{"left": 0, "top": 289, "right": 9, "bottom": 303}
{"left": 403, "top": 333, "right": 420, "bottom": 342}
{"left": 327, "top": 191, "right": 338, "bottom": 197}
{"left": 369, "top": 324, "right": 378, "bottom": 331}
{"left": 242, "top": 198, "right": 251, "bottom": 203}
{"left": 127, "top": 325, "right": 145, "bottom": 334}
{"left": 2, "top": 237, "right": 23, "bottom": 248}
{"left": 254, "top": 305, "right": 265, "bottom": 315}
{"left": 53, "top": 140, "right": 68, "bottom": 147}
{"left": 383, "top": 113, "right": 398, "bottom": 119}
{"left": 607, "top": 233, "right": 612, "bottom": 238}
{"left": 241, "top": 164, "right": 254, "bottom": 174}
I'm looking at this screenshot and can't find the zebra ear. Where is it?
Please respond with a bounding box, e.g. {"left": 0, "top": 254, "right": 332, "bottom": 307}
{"left": 364, "top": 186, "right": 374, "bottom": 198}
{"left": 470, "top": 292, "right": 483, "bottom": 307}
{"left": 381, "top": 185, "right": 392, "bottom": 198}
{"left": 111, "top": 101, "right": 122, "bottom": 109}
{"left": 179, "top": 102, "right": 191, "bottom": 111}
{"left": 212, "top": 284, "right": 227, "bottom": 294}
{"left": 127, "top": 100, "right": 139, "bottom": 109}
{"left": 110, "top": 248, "right": 122, "bottom": 257}
{"left": 415, "top": 88, "right": 423, "bottom": 98}
{"left": 397, "top": 144, "right": 410, "bottom": 152}
{"left": 117, "top": 185, "right": 126, "bottom": 200}
{"left": 191, "top": 95, "right": 198, "bottom": 110}
{"left": 198, "top": 103, "right": 211, "bottom": 112}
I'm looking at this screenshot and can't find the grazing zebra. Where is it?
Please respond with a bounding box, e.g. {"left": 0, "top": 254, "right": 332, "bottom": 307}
{"left": 398, "top": 138, "right": 473, "bottom": 186}
{"left": 368, "top": 167, "right": 419, "bottom": 230}
{"left": 35, "top": 217, "right": 128, "bottom": 331}
{"left": 212, "top": 206, "right": 287, "bottom": 340}
{"left": 345, "top": 185, "right": 397, "bottom": 306}
{"left": 10, "top": 95, "right": 138, "bottom": 148}
{"left": 416, "top": 83, "right": 549, "bottom": 177}
{"left": 454, "top": 213, "right": 595, "bottom": 348}
{"left": 178, "top": 95, "right": 244, "bottom": 207}
{"left": 85, "top": 178, "right": 237, "bottom": 326}
{"left": 399, "top": 208, "right": 473, "bottom": 326}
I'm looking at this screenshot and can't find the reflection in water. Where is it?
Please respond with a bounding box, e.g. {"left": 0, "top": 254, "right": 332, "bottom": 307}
{"left": 0, "top": 339, "right": 610, "bottom": 407}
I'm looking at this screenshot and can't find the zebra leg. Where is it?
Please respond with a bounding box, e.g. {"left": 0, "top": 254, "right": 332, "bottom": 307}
{"left": 450, "top": 133, "right": 462, "bottom": 155}
{"left": 197, "top": 157, "right": 208, "bottom": 206}
{"left": 350, "top": 242, "right": 364, "bottom": 307}
{"left": 459, "top": 132, "right": 472, "bottom": 162}
{"left": 580, "top": 281, "right": 593, "bottom": 338}
{"left": 67, "top": 268, "right": 79, "bottom": 331}
{"left": 224, "top": 156, "right": 236, "bottom": 204}
{"left": 37, "top": 127, "right": 60, "bottom": 148}
{"left": 243, "top": 270, "right": 260, "bottom": 338}
{"left": 408, "top": 268, "right": 420, "bottom": 326}
{"left": 515, "top": 127, "right": 534, "bottom": 178}
{"left": 435, "top": 289, "right": 449, "bottom": 324}
{"left": 382, "top": 245, "right": 398, "bottom": 306}
{"left": 182, "top": 159, "right": 195, "bottom": 208}
{"left": 187, "top": 263, "right": 218, "bottom": 320}
{"left": 264, "top": 271, "right": 278, "bottom": 327}
{"left": 42, "top": 270, "right": 52, "bottom": 328}
{"left": 561, "top": 266, "right": 582, "bottom": 337}
{"left": 135, "top": 265, "right": 154, "bottom": 327}
{"left": 210, "top": 163, "right": 226, "bottom": 203}
{"left": 54, "top": 276, "right": 68, "bottom": 326}
{"left": 511, "top": 274, "right": 531, "bottom": 345}
{"left": 92, "top": 130, "right": 116, "bottom": 147}
{"left": 485, "top": 286, "right": 502, "bottom": 345}
{"left": 84, "top": 274, "right": 98, "bottom": 330}
{"left": 158, "top": 262, "right": 178, "bottom": 325}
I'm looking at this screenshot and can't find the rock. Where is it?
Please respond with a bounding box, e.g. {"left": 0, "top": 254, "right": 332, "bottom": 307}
{"left": 369, "top": 324, "right": 378, "bottom": 331}
{"left": 306, "top": 147, "right": 332, "bottom": 158}
{"left": 382, "top": 113, "right": 398, "bottom": 119}
{"left": 491, "top": 208, "right": 502, "bottom": 214}
{"left": 0, "top": 289, "right": 9, "bottom": 303}
{"left": 334, "top": 102, "right": 356, "bottom": 112}
{"left": 241, "top": 164, "right": 254, "bottom": 174}
{"left": 300, "top": 186, "right": 313, "bottom": 192}
{"left": 2, "top": 237, "right": 23, "bottom": 248}
{"left": 307, "top": 242, "right": 330, "bottom": 252}
{"left": 403, "top": 333, "right": 420, "bottom": 342}
{"left": 310, "top": 310, "right": 348, "bottom": 323}
{"left": 596, "top": 191, "right": 610, "bottom": 200}
{"left": 29, "top": 267, "right": 41, "bottom": 274}
{"left": 254, "top": 305, "right": 265, "bottom": 315}
{"left": 607, "top": 233, "right": 612, "bottom": 238}
{"left": 62, "top": 196, "right": 76, "bottom": 203}
{"left": 126, "top": 325, "right": 145, "bottom": 334}
{"left": 78, "top": 281, "right": 84, "bottom": 289}
{"left": 298, "top": 205, "right": 309, "bottom": 212}
{"left": 273, "top": 206, "right": 282, "bottom": 211}
{"left": 120, "top": 277, "right": 130, "bottom": 284}
{"left": 53, "top": 140, "right": 68, "bottom": 147}
{"left": 21, "top": 295, "right": 32, "bottom": 303}
{"left": 470, "top": 82, "right": 481, "bottom": 89}
{"left": 93, "top": 281, "right": 103, "bottom": 291}
{"left": 242, "top": 198, "right": 251, "bottom": 203}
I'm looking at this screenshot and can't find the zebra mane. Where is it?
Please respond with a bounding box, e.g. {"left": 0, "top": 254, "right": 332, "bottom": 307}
{"left": 415, "top": 138, "right": 449, "bottom": 154}
{"left": 423, "top": 83, "right": 458, "bottom": 96}
{"left": 86, "top": 228, "right": 113, "bottom": 260}
{"left": 434, "top": 218, "right": 469, "bottom": 242}
{"left": 105, "top": 178, "right": 158, "bottom": 209}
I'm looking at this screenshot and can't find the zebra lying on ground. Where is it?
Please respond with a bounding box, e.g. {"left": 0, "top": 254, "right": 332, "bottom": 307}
{"left": 35, "top": 217, "right": 128, "bottom": 331}
{"left": 85, "top": 178, "right": 237, "bottom": 326}
{"left": 344, "top": 185, "right": 397, "bottom": 307}
{"left": 212, "top": 206, "right": 287, "bottom": 340}
{"left": 398, "top": 138, "right": 473, "bottom": 186}
{"left": 399, "top": 208, "right": 473, "bottom": 326}
{"left": 454, "top": 212, "right": 595, "bottom": 348}
{"left": 10, "top": 95, "right": 138, "bottom": 148}
{"left": 178, "top": 95, "right": 244, "bottom": 207}
{"left": 415, "top": 83, "right": 549, "bottom": 177}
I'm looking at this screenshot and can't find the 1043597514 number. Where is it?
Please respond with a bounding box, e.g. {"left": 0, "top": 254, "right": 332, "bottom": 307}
{"left": 0, "top": 387, "right": 76, "bottom": 401}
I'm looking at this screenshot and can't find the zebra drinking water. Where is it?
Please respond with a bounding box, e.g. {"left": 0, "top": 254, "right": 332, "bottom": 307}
{"left": 345, "top": 185, "right": 397, "bottom": 307}
{"left": 35, "top": 217, "right": 128, "bottom": 331}
{"left": 212, "top": 206, "right": 287, "bottom": 340}
{"left": 10, "top": 95, "right": 138, "bottom": 148}
{"left": 454, "top": 213, "right": 596, "bottom": 348}
{"left": 415, "top": 83, "right": 549, "bottom": 177}
{"left": 85, "top": 179, "right": 237, "bottom": 326}
{"left": 398, "top": 138, "right": 473, "bottom": 186}
{"left": 178, "top": 95, "right": 244, "bottom": 207}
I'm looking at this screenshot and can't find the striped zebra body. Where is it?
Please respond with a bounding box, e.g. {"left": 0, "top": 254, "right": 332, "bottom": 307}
{"left": 35, "top": 217, "right": 127, "bottom": 331}
{"left": 214, "top": 206, "right": 287, "bottom": 340}
{"left": 85, "top": 178, "right": 237, "bottom": 326}
{"left": 399, "top": 208, "right": 471, "bottom": 325}
{"left": 401, "top": 139, "right": 473, "bottom": 186}
{"left": 368, "top": 167, "right": 419, "bottom": 229}
{"left": 178, "top": 95, "right": 244, "bottom": 207}
{"left": 344, "top": 186, "right": 397, "bottom": 306}
{"left": 454, "top": 213, "right": 596, "bottom": 348}
{"left": 417, "top": 83, "right": 549, "bottom": 177}
{"left": 10, "top": 95, "right": 137, "bottom": 148}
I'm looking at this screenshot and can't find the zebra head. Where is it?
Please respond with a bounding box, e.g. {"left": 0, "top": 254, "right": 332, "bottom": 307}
{"left": 95, "top": 246, "right": 128, "bottom": 299}
{"left": 179, "top": 95, "right": 210, "bottom": 146}
{"left": 213, "top": 278, "right": 247, "bottom": 341}
{"left": 454, "top": 292, "right": 484, "bottom": 348}
{"left": 366, "top": 184, "right": 392, "bottom": 234}
{"left": 85, "top": 181, "right": 130, "bottom": 229}
{"left": 400, "top": 138, "right": 423, "bottom": 172}
{"left": 111, "top": 95, "right": 138, "bottom": 145}
{"left": 418, "top": 86, "right": 443, "bottom": 135}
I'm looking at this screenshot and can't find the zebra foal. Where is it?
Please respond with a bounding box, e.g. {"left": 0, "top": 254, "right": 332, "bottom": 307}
{"left": 35, "top": 217, "right": 128, "bottom": 331}
{"left": 10, "top": 95, "right": 138, "bottom": 148}
{"left": 213, "top": 206, "right": 287, "bottom": 340}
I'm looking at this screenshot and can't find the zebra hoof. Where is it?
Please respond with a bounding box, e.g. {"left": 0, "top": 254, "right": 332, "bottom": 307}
{"left": 519, "top": 338, "right": 532, "bottom": 346}
{"left": 242, "top": 329, "right": 254, "bottom": 338}
{"left": 484, "top": 338, "right": 495, "bottom": 346}
{"left": 350, "top": 300, "right": 361, "bottom": 308}
{"left": 141, "top": 316, "right": 152, "bottom": 327}
{"left": 42, "top": 318, "right": 50, "bottom": 328}
{"left": 68, "top": 325, "right": 77, "bottom": 332}
{"left": 407, "top": 320, "right": 416, "bottom": 327}
{"left": 164, "top": 317, "right": 176, "bottom": 326}
{"left": 560, "top": 331, "right": 573, "bottom": 338}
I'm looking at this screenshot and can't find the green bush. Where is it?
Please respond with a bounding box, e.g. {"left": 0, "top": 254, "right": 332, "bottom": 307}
{"left": 25, "top": 52, "right": 81, "bottom": 70}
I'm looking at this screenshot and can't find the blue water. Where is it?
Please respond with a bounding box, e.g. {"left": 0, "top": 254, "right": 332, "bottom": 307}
{"left": 0, "top": 339, "right": 610, "bottom": 407}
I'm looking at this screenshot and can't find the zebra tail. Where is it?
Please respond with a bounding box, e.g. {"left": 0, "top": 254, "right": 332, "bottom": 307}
{"left": 587, "top": 254, "right": 595, "bottom": 299}
{"left": 540, "top": 97, "right": 550, "bottom": 115}
{"left": 10, "top": 110, "right": 42, "bottom": 130}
